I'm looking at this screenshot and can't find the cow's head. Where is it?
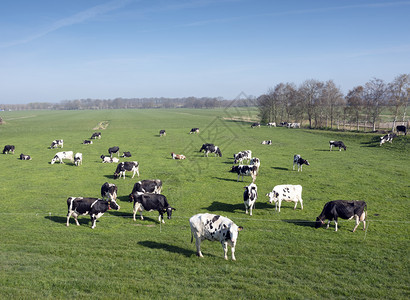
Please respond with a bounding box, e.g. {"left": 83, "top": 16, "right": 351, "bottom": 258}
{"left": 216, "top": 148, "right": 222, "bottom": 157}
{"left": 165, "top": 207, "right": 176, "bottom": 219}
{"left": 50, "top": 155, "right": 58, "bottom": 164}
{"left": 315, "top": 217, "right": 324, "bottom": 228}
{"left": 266, "top": 191, "right": 279, "bottom": 204}
{"left": 109, "top": 199, "right": 120, "bottom": 210}
{"left": 223, "top": 223, "right": 243, "bottom": 246}
{"left": 113, "top": 172, "right": 120, "bottom": 179}
{"left": 230, "top": 166, "right": 238, "bottom": 173}
{"left": 245, "top": 184, "right": 257, "bottom": 200}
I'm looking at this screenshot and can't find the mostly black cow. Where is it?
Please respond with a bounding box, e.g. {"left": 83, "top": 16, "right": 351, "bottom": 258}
{"left": 129, "top": 179, "right": 162, "bottom": 198}
{"left": 293, "top": 154, "right": 310, "bottom": 172}
{"left": 91, "top": 132, "right": 101, "bottom": 139}
{"left": 189, "top": 213, "right": 243, "bottom": 260}
{"left": 199, "top": 143, "right": 222, "bottom": 157}
{"left": 113, "top": 161, "right": 139, "bottom": 179}
{"left": 159, "top": 130, "right": 166, "bottom": 137}
{"left": 251, "top": 122, "right": 260, "bottom": 128}
{"left": 329, "top": 140, "right": 346, "bottom": 151}
{"left": 108, "top": 146, "right": 120, "bottom": 158}
{"left": 189, "top": 128, "right": 199, "bottom": 134}
{"left": 82, "top": 140, "right": 93, "bottom": 145}
{"left": 66, "top": 197, "right": 120, "bottom": 229}
{"left": 3, "top": 145, "right": 15, "bottom": 154}
{"left": 315, "top": 200, "right": 367, "bottom": 232}
{"left": 101, "top": 182, "right": 117, "bottom": 201}
{"left": 121, "top": 151, "right": 132, "bottom": 157}
{"left": 230, "top": 165, "right": 258, "bottom": 182}
{"left": 130, "top": 193, "right": 175, "bottom": 223}
{"left": 19, "top": 153, "right": 31, "bottom": 160}
{"left": 396, "top": 125, "right": 407, "bottom": 135}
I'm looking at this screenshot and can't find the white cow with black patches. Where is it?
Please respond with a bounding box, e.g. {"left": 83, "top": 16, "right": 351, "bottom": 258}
{"left": 189, "top": 213, "right": 243, "bottom": 261}
{"left": 266, "top": 184, "right": 303, "bottom": 212}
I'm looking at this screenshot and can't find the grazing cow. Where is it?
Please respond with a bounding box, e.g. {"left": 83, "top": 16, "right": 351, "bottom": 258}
{"left": 82, "top": 140, "right": 93, "bottom": 145}
{"left": 380, "top": 133, "right": 397, "bottom": 146}
{"left": 19, "top": 153, "right": 31, "bottom": 160}
{"left": 90, "top": 132, "right": 101, "bottom": 139}
{"left": 101, "top": 182, "right": 118, "bottom": 201}
{"left": 130, "top": 193, "right": 175, "bottom": 223}
{"left": 199, "top": 144, "right": 222, "bottom": 157}
{"left": 293, "top": 154, "right": 310, "bottom": 172}
{"left": 159, "top": 130, "right": 166, "bottom": 137}
{"left": 267, "top": 122, "right": 276, "bottom": 127}
{"left": 101, "top": 155, "right": 119, "bottom": 163}
{"left": 279, "top": 122, "right": 288, "bottom": 127}
{"left": 74, "top": 153, "right": 82, "bottom": 166}
{"left": 129, "top": 179, "right": 162, "bottom": 198}
{"left": 51, "top": 151, "right": 74, "bottom": 164}
{"left": 113, "top": 161, "right": 139, "bottom": 179}
{"left": 315, "top": 200, "right": 367, "bottom": 232}
{"left": 396, "top": 125, "right": 407, "bottom": 135}
{"left": 287, "top": 122, "right": 300, "bottom": 128}
{"left": 233, "top": 150, "right": 252, "bottom": 165}
{"left": 189, "top": 128, "right": 199, "bottom": 134}
{"left": 329, "top": 140, "right": 346, "bottom": 151}
{"left": 66, "top": 197, "right": 120, "bottom": 229}
{"left": 261, "top": 140, "right": 272, "bottom": 145}
{"left": 230, "top": 165, "right": 258, "bottom": 182}
{"left": 266, "top": 185, "right": 303, "bottom": 212}
{"left": 189, "top": 213, "right": 243, "bottom": 260}
{"left": 251, "top": 122, "right": 260, "bottom": 128}
{"left": 3, "top": 145, "right": 15, "bottom": 154}
{"left": 243, "top": 183, "right": 257, "bottom": 216}
{"left": 171, "top": 152, "right": 186, "bottom": 160}
{"left": 121, "top": 151, "right": 132, "bottom": 157}
{"left": 108, "top": 146, "right": 120, "bottom": 158}
{"left": 50, "top": 139, "right": 63, "bottom": 149}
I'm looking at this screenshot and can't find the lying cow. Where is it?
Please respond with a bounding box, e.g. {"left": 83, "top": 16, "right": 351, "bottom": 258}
{"left": 121, "top": 151, "right": 132, "bottom": 157}
{"left": 293, "top": 154, "right": 309, "bottom": 172}
{"left": 91, "top": 132, "right": 101, "bottom": 139}
{"left": 66, "top": 197, "right": 120, "bottom": 229}
{"left": 82, "top": 140, "right": 93, "bottom": 145}
{"left": 315, "top": 200, "right": 367, "bottom": 232}
{"left": 19, "top": 153, "right": 31, "bottom": 160}
{"left": 329, "top": 140, "right": 346, "bottom": 151}
{"left": 261, "top": 140, "right": 272, "bottom": 145}
{"left": 266, "top": 184, "right": 303, "bottom": 212}
{"left": 129, "top": 179, "right": 162, "bottom": 198}
{"left": 199, "top": 143, "right": 222, "bottom": 157}
{"left": 74, "top": 152, "right": 82, "bottom": 166}
{"left": 101, "top": 155, "right": 119, "bottom": 163}
{"left": 108, "top": 146, "right": 120, "bottom": 158}
{"left": 159, "top": 130, "right": 166, "bottom": 137}
{"left": 251, "top": 122, "right": 260, "bottom": 128}
{"left": 244, "top": 183, "right": 257, "bottom": 216}
{"left": 233, "top": 150, "right": 252, "bottom": 165}
{"left": 189, "top": 128, "right": 199, "bottom": 134}
{"left": 50, "top": 139, "right": 63, "bottom": 149}
{"left": 171, "top": 152, "right": 186, "bottom": 160}
{"left": 380, "top": 133, "right": 396, "bottom": 146}
{"left": 113, "top": 161, "right": 139, "bottom": 179}
{"left": 130, "top": 192, "right": 175, "bottom": 223}
{"left": 101, "top": 182, "right": 117, "bottom": 201}
{"left": 3, "top": 145, "right": 15, "bottom": 154}
{"left": 396, "top": 125, "right": 407, "bottom": 135}
{"left": 230, "top": 165, "right": 258, "bottom": 182}
{"left": 189, "top": 213, "right": 243, "bottom": 260}
{"left": 51, "top": 151, "right": 74, "bottom": 164}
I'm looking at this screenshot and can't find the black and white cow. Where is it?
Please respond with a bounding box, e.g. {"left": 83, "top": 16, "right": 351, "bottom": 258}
{"left": 396, "top": 125, "right": 407, "bottom": 135}
{"left": 50, "top": 139, "right": 63, "bottom": 149}
{"left": 293, "top": 154, "right": 310, "bottom": 172}
{"left": 329, "top": 140, "right": 346, "bottom": 151}
{"left": 251, "top": 122, "right": 260, "bottom": 128}
{"left": 66, "top": 197, "right": 120, "bottom": 229}
{"left": 3, "top": 145, "right": 15, "bottom": 154}
{"left": 244, "top": 182, "right": 257, "bottom": 216}
{"left": 101, "top": 155, "right": 119, "bottom": 163}
{"left": 189, "top": 128, "right": 199, "bottom": 134}
{"left": 267, "top": 122, "right": 276, "bottom": 127}
{"left": 91, "top": 132, "right": 101, "bottom": 139}
{"left": 250, "top": 157, "right": 260, "bottom": 174}
{"left": 287, "top": 122, "right": 300, "bottom": 128}
{"left": 129, "top": 179, "right": 163, "bottom": 198}
{"left": 19, "top": 153, "right": 31, "bottom": 160}
{"left": 261, "top": 140, "right": 272, "bottom": 145}
{"left": 380, "top": 133, "right": 397, "bottom": 146}
{"left": 230, "top": 165, "right": 258, "bottom": 182}
{"left": 315, "top": 200, "right": 367, "bottom": 232}
{"left": 101, "top": 182, "right": 118, "bottom": 201}
{"left": 130, "top": 193, "right": 175, "bottom": 223}
{"left": 233, "top": 150, "right": 252, "bottom": 165}
{"left": 51, "top": 151, "right": 74, "bottom": 164}
{"left": 113, "top": 161, "right": 139, "bottom": 179}
{"left": 199, "top": 143, "right": 222, "bottom": 157}
{"left": 121, "top": 151, "right": 132, "bottom": 158}
{"left": 82, "top": 140, "right": 93, "bottom": 145}
{"left": 108, "top": 146, "right": 120, "bottom": 158}
{"left": 266, "top": 185, "right": 303, "bottom": 212}
{"left": 159, "top": 130, "right": 166, "bottom": 137}
{"left": 189, "top": 213, "right": 243, "bottom": 260}
{"left": 74, "top": 152, "right": 82, "bottom": 166}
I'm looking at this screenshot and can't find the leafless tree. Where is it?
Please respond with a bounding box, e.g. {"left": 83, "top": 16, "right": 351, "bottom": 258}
{"left": 346, "top": 86, "right": 365, "bottom": 131}
{"left": 388, "top": 74, "right": 409, "bottom": 130}
{"left": 363, "top": 78, "right": 387, "bottom": 131}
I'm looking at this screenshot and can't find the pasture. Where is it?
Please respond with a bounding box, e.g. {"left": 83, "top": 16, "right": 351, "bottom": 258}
{"left": 0, "top": 108, "right": 408, "bottom": 299}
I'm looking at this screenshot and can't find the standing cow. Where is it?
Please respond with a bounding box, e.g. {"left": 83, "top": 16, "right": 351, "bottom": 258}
{"left": 101, "top": 182, "right": 118, "bottom": 201}
{"left": 130, "top": 193, "right": 175, "bottom": 223}
{"left": 108, "top": 146, "right": 120, "bottom": 158}
{"left": 329, "top": 141, "right": 346, "bottom": 151}
{"left": 50, "top": 140, "right": 63, "bottom": 149}
{"left": 266, "top": 185, "right": 303, "bottom": 212}
{"left": 189, "top": 213, "right": 243, "bottom": 260}
{"left": 113, "top": 161, "right": 139, "bottom": 179}
{"left": 293, "top": 154, "right": 309, "bottom": 172}
{"left": 244, "top": 183, "right": 257, "bottom": 216}
{"left": 3, "top": 145, "right": 15, "bottom": 154}
{"left": 74, "top": 152, "right": 82, "bottom": 166}
{"left": 315, "top": 200, "right": 367, "bottom": 232}
{"left": 51, "top": 151, "right": 74, "bottom": 164}
{"left": 129, "top": 179, "right": 162, "bottom": 197}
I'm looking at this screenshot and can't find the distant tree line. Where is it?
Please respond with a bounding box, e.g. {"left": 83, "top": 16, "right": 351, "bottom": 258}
{"left": 257, "top": 74, "right": 409, "bottom": 131}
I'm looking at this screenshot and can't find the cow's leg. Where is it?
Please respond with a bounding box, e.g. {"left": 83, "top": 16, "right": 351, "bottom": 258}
{"left": 334, "top": 219, "right": 338, "bottom": 231}
{"left": 66, "top": 212, "right": 72, "bottom": 226}
{"left": 293, "top": 201, "right": 298, "bottom": 210}
{"left": 353, "top": 215, "right": 360, "bottom": 232}
{"left": 293, "top": 162, "right": 295, "bottom": 170}
{"left": 249, "top": 202, "right": 253, "bottom": 216}
{"left": 231, "top": 246, "right": 236, "bottom": 261}
{"left": 244, "top": 203, "right": 248, "bottom": 214}
{"left": 222, "top": 241, "right": 228, "bottom": 260}
{"left": 133, "top": 203, "right": 141, "bottom": 221}
{"left": 159, "top": 213, "right": 165, "bottom": 223}
{"left": 91, "top": 215, "right": 97, "bottom": 229}
{"left": 360, "top": 211, "right": 366, "bottom": 230}
{"left": 195, "top": 237, "right": 203, "bottom": 257}
{"left": 326, "top": 220, "right": 330, "bottom": 229}
{"left": 278, "top": 200, "right": 282, "bottom": 212}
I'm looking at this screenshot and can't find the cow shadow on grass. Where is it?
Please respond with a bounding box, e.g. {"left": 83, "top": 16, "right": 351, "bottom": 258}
{"left": 108, "top": 210, "right": 160, "bottom": 224}
{"left": 282, "top": 219, "right": 316, "bottom": 228}
{"left": 46, "top": 215, "right": 92, "bottom": 226}
{"left": 212, "top": 176, "right": 240, "bottom": 182}
{"left": 204, "top": 201, "right": 271, "bottom": 213}
{"left": 138, "top": 241, "right": 196, "bottom": 258}
{"left": 271, "top": 167, "right": 289, "bottom": 171}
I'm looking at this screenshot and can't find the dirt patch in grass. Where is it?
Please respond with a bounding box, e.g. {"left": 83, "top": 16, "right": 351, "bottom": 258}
{"left": 93, "top": 121, "right": 109, "bottom": 130}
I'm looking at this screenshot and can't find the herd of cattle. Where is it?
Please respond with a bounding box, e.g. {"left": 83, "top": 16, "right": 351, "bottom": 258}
{"left": 2, "top": 123, "right": 407, "bottom": 260}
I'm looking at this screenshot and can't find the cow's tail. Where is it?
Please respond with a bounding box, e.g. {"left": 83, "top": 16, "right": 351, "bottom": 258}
{"left": 190, "top": 232, "right": 193, "bottom": 243}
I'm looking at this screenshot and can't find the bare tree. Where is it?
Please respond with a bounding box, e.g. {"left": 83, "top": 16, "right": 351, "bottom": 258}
{"left": 388, "top": 74, "right": 409, "bottom": 130}
{"left": 299, "top": 79, "right": 324, "bottom": 128}
{"left": 346, "top": 86, "right": 364, "bottom": 131}
{"left": 364, "top": 78, "right": 387, "bottom": 131}
{"left": 322, "top": 80, "right": 344, "bottom": 128}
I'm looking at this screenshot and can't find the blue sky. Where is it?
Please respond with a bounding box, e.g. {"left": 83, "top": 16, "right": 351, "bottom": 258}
{"left": 1, "top": 0, "right": 409, "bottom": 104}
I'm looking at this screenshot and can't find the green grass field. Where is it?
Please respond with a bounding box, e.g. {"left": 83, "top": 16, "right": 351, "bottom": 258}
{"left": 0, "top": 108, "right": 408, "bottom": 299}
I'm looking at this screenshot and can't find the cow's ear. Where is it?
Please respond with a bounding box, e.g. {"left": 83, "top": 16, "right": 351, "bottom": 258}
{"left": 171, "top": 207, "right": 176, "bottom": 211}
{"left": 223, "top": 224, "right": 228, "bottom": 229}
{"left": 238, "top": 226, "right": 244, "bottom": 231}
